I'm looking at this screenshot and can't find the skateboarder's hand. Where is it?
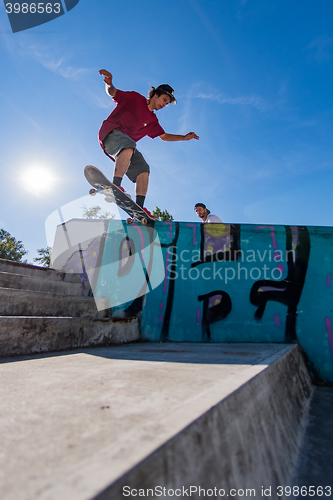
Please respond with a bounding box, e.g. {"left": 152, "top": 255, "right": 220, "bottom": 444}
{"left": 99, "top": 69, "right": 113, "bottom": 86}
{"left": 99, "top": 69, "right": 117, "bottom": 97}
{"left": 184, "top": 132, "right": 199, "bottom": 140}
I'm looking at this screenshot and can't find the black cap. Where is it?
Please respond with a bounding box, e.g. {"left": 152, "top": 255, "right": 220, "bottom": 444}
{"left": 194, "top": 203, "right": 206, "bottom": 210}
{"left": 156, "top": 84, "right": 177, "bottom": 104}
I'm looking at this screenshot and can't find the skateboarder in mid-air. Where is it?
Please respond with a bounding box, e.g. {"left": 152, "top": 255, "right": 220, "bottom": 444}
{"left": 98, "top": 69, "right": 199, "bottom": 218}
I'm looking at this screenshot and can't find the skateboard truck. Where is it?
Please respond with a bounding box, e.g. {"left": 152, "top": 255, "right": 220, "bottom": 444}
{"left": 126, "top": 216, "right": 148, "bottom": 225}
{"left": 88, "top": 185, "right": 114, "bottom": 202}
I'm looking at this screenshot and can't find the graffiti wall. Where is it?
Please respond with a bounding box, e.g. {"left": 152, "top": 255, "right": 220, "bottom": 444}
{"left": 52, "top": 219, "right": 333, "bottom": 383}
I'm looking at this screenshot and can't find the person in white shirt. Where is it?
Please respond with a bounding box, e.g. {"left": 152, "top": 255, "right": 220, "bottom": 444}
{"left": 194, "top": 203, "right": 222, "bottom": 223}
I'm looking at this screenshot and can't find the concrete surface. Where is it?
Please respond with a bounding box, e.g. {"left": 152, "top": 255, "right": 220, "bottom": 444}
{"left": 0, "top": 258, "right": 81, "bottom": 282}
{"left": 0, "top": 288, "right": 109, "bottom": 318}
{"left": 0, "top": 343, "right": 312, "bottom": 500}
{"left": 0, "top": 259, "right": 138, "bottom": 358}
{"left": 0, "top": 316, "right": 139, "bottom": 357}
{"left": 291, "top": 387, "right": 333, "bottom": 498}
{"left": 0, "top": 271, "right": 85, "bottom": 296}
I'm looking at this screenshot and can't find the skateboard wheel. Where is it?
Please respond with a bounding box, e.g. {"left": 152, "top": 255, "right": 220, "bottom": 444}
{"left": 104, "top": 186, "right": 111, "bottom": 194}
{"left": 141, "top": 218, "right": 148, "bottom": 225}
{"left": 89, "top": 188, "right": 96, "bottom": 196}
{"left": 104, "top": 197, "right": 113, "bottom": 203}
{"left": 126, "top": 218, "right": 133, "bottom": 224}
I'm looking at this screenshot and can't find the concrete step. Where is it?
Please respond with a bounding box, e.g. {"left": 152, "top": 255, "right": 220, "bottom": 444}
{"left": 0, "top": 270, "right": 85, "bottom": 296}
{"left": 0, "top": 258, "right": 80, "bottom": 283}
{"left": 0, "top": 343, "right": 313, "bottom": 500}
{"left": 0, "top": 287, "right": 109, "bottom": 318}
{"left": 0, "top": 316, "right": 140, "bottom": 357}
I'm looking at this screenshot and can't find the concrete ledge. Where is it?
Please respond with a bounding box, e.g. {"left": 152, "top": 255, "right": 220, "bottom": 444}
{"left": 93, "top": 344, "right": 313, "bottom": 500}
{"left": 0, "top": 271, "right": 85, "bottom": 296}
{"left": 0, "top": 316, "right": 140, "bottom": 356}
{"left": 0, "top": 287, "right": 109, "bottom": 318}
{"left": 0, "top": 258, "right": 81, "bottom": 282}
{"left": 0, "top": 343, "right": 312, "bottom": 499}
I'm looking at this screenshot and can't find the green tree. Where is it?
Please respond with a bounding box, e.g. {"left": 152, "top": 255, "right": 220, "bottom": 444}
{"left": 152, "top": 207, "right": 174, "bottom": 222}
{"left": 33, "top": 247, "right": 52, "bottom": 267}
{"left": 82, "top": 205, "right": 115, "bottom": 219}
{"left": 0, "top": 229, "right": 28, "bottom": 262}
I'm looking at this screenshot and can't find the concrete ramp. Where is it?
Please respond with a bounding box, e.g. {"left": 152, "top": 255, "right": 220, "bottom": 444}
{"left": 0, "top": 343, "right": 312, "bottom": 500}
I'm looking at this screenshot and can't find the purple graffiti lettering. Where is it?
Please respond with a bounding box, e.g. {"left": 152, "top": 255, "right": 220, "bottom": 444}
{"left": 325, "top": 318, "right": 333, "bottom": 366}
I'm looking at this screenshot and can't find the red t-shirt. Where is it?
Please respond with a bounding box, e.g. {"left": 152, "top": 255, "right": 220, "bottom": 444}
{"left": 98, "top": 90, "right": 165, "bottom": 148}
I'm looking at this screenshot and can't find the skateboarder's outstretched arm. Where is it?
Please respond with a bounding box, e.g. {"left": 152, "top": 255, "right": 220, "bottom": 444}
{"left": 159, "top": 132, "right": 199, "bottom": 141}
{"left": 99, "top": 69, "right": 117, "bottom": 98}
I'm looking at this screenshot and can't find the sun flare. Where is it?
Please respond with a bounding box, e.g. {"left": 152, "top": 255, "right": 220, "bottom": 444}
{"left": 21, "top": 167, "right": 56, "bottom": 195}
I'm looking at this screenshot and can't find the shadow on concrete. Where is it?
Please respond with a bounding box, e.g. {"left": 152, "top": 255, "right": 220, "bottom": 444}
{"left": 292, "top": 386, "right": 333, "bottom": 496}
{"left": 0, "top": 341, "right": 291, "bottom": 366}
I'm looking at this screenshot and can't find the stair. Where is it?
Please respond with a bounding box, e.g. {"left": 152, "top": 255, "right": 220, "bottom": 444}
{"left": 0, "top": 259, "right": 140, "bottom": 357}
{"left": 0, "top": 258, "right": 88, "bottom": 284}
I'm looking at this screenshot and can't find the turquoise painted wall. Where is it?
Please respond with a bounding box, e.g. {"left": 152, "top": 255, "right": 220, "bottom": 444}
{"left": 53, "top": 219, "right": 333, "bottom": 383}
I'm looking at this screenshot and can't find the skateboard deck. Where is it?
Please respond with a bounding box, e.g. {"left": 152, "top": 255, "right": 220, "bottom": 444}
{"left": 84, "top": 165, "right": 156, "bottom": 225}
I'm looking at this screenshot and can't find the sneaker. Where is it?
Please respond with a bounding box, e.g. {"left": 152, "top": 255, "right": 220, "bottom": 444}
{"left": 143, "top": 207, "right": 159, "bottom": 220}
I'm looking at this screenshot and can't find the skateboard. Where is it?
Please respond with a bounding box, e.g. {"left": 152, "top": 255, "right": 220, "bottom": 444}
{"left": 84, "top": 165, "right": 157, "bottom": 225}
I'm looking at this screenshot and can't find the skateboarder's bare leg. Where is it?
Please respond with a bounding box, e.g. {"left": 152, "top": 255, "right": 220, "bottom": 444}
{"left": 135, "top": 172, "right": 148, "bottom": 196}
{"left": 135, "top": 172, "right": 149, "bottom": 208}
{"left": 113, "top": 147, "right": 134, "bottom": 184}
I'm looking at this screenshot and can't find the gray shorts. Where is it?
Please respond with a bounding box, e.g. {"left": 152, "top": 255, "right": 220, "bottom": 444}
{"left": 102, "top": 129, "right": 150, "bottom": 183}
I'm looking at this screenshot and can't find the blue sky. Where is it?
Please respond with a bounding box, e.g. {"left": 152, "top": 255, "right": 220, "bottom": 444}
{"left": 0, "top": 0, "right": 332, "bottom": 263}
